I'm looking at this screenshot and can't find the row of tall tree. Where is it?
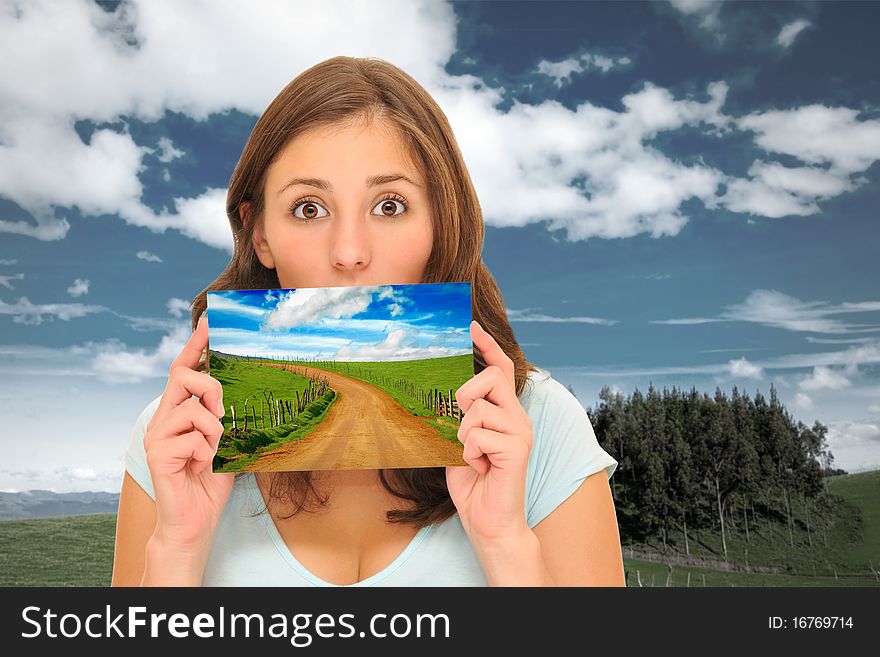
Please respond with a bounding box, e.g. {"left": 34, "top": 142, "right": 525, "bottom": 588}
{"left": 585, "top": 384, "right": 835, "bottom": 561}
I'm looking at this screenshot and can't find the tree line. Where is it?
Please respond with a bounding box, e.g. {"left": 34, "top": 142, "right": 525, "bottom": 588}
{"left": 585, "top": 383, "right": 837, "bottom": 562}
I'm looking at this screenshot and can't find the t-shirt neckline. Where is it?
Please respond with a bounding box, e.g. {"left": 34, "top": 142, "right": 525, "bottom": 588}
{"left": 245, "top": 474, "right": 434, "bottom": 587}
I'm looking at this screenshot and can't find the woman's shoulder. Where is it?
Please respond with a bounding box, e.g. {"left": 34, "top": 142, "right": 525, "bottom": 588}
{"left": 133, "top": 393, "right": 163, "bottom": 434}
{"left": 518, "top": 365, "right": 582, "bottom": 419}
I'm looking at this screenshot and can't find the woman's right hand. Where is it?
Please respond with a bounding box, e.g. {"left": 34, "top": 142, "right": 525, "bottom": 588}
{"left": 143, "top": 316, "right": 235, "bottom": 559}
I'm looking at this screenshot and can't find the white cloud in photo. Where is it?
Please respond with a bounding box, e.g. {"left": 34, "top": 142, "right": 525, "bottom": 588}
{"left": 377, "top": 285, "right": 414, "bottom": 315}
{"left": 0, "top": 272, "right": 25, "bottom": 290}
{"left": 136, "top": 250, "right": 162, "bottom": 263}
{"left": 208, "top": 326, "right": 352, "bottom": 359}
{"left": 727, "top": 357, "right": 763, "bottom": 379}
{"left": 265, "top": 286, "right": 385, "bottom": 330}
{"left": 334, "top": 327, "right": 470, "bottom": 362}
{"left": 66, "top": 278, "right": 90, "bottom": 297}
{"left": 799, "top": 365, "right": 852, "bottom": 391}
{"left": 0, "top": 259, "right": 18, "bottom": 265}
{"left": 207, "top": 293, "right": 270, "bottom": 321}
{"left": 507, "top": 309, "right": 618, "bottom": 325}
{"left": 867, "top": 402, "right": 880, "bottom": 414}
{"left": 776, "top": 18, "right": 811, "bottom": 49}
{"left": 0, "top": 296, "right": 106, "bottom": 325}
{"left": 155, "top": 136, "right": 184, "bottom": 163}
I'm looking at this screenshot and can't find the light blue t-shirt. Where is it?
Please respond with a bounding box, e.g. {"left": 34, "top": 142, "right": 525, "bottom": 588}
{"left": 121, "top": 366, "right": 618, "bottom": 587}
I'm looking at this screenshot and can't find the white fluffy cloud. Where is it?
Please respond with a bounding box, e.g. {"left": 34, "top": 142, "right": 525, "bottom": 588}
{"left": 1, "top": 0, "right": 878, "bottom": 252}
{"left": 669, "top": 0, "right": 723, "bottom": 31}
{"left": 727, "top": 357, "right": 763, "bottom": 379}
{"left": 167, "top": 297, "right": 191, "bottom": 319}
{"left": 67, "top": 278, "right": 90, "bottom": 297}
{"left": 507, "top": 309, "right": 618, "bottom": 325}
{"left": 155, "top": 136, "right": 184, "bottom": 163}
{"left": 794, "top": 392, "right": 814, "bottom": 411}
{"left": 0, "top": 0, "right": 456, "bottom": 248}
{"left": 136, "top": 250, "right": 162, "bottom": 263}
{"left": 776, "top": 18, "right": 811, "bottom": 48}
{"left": 0, "top": 296, "right": 105, "bottom": 325}
{"left": 265, "top": 286, "right": 384, "bottom": 330}
{"left": 87, "top": 328, "right": 188, "bottom": 384}
{"left": 826, "top": 421, "right": 880, "bottom": 447}
{"left": 0, "top": 272, "right": 24, "bottom": 290}
{"left": 718, "top": 160, "right": 856, "bottom": 218}
{"left": 653, "top": 289, "right": 880, "bottom": 334}
{"left": 334, "top": 327, "right": 469, "bottom": 362}
{"left": 800, "top": 365, "right": 852, "bottom": 391}
{"left": 736, "top": 105, "right": 880, "bottom": 174}
{"left": 535, "top": 52, "right": 631, "bottom": 86}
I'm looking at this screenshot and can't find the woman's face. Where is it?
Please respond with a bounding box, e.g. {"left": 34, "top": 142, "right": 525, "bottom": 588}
{"left": 249, "top": 118, "right": 434, "bottom": 289}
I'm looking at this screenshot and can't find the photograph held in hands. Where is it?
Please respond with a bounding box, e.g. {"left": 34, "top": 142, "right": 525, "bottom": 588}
{"left": 206, "top": 282, "right": 473, "bottom": 472}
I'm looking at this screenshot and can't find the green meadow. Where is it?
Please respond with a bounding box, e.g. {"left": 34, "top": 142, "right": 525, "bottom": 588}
{"left": 209, "top": 354, "right": 338, "bottom": 472}
{"left": 622, "top": 469, "right": 880, "bottom": 586}
{"left": 268, "top": 354, "right": 474, "bottom": 444}
{"left": 268, "top": 353, "right": 473, "bottom": 416}
{"left": 2, "top": 468, "right": 876, "bottom": 586}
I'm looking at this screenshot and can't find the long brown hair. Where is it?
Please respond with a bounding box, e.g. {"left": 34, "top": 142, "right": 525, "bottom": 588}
{"left": 191, "top": 56, "right": 538, "bottom": 527}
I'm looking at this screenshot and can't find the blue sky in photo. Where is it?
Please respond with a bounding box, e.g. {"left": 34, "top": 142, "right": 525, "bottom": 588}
{"left": 1, "top": 0, "right": 879, "bottom": 492}
{"left": 205, "top": 283, "right": 472, "bottom": 361}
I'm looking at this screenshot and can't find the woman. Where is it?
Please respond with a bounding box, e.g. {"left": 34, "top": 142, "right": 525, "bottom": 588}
{"left": 112, "top": 56, "right": 623, "bottom": 586}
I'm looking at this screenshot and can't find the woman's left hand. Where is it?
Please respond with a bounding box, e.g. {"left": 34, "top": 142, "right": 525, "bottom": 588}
{"left": 446, "top": 320, "right": 534, "bottom": 549}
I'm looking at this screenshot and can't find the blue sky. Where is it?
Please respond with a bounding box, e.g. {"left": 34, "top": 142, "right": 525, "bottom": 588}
{"left": 1, "top": 0, "right": 878, "bottom": 492}
{"left": 206, "top": 283, "right": 472, "bottom": 361}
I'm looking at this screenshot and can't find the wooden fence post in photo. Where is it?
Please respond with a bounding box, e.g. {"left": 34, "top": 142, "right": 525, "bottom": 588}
{"left": 230, "top": 401, "right": 236, "bottom": 432}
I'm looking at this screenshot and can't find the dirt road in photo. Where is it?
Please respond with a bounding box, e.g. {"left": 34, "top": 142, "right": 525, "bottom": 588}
{"left": 246, "top": 364, "right": 467, "bottom": 471}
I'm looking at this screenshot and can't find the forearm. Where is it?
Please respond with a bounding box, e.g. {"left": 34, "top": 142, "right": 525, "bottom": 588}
{"left": 141, "top": 535, "right": 210, "bottom": 587}
{"left": 473, "top": 526, "right": 556, "bottom": 587}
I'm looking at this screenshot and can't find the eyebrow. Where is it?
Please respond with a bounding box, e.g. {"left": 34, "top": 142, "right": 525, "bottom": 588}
{"left": 276, "top": 173, "right": 421, "bottom": 197}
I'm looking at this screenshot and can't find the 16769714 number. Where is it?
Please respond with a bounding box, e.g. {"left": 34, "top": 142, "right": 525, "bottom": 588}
{"left": 768, "top": 616, "right": 854, "bottom": 629}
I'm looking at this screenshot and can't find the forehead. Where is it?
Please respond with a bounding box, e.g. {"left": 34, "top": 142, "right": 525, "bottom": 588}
{"left": 268, "top": 118, "right": 423, "bottom": 182}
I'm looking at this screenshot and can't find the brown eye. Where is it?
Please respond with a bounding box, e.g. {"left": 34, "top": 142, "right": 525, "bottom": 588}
{"left": 371, "top": 197, "right": 406, "bottom": 217}
{"left": 292, "top": 199, "right": 328, "bottom": 221}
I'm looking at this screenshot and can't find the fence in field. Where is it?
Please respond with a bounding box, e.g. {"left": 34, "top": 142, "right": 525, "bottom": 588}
{"left": 289, "top": 360, "right": 463, "bottom": 422}
{"left": 225, "top": 367, "right": 330, "bottom": 436}
{"left": 218, "top": 353, "right": 464, "bottom": 422}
